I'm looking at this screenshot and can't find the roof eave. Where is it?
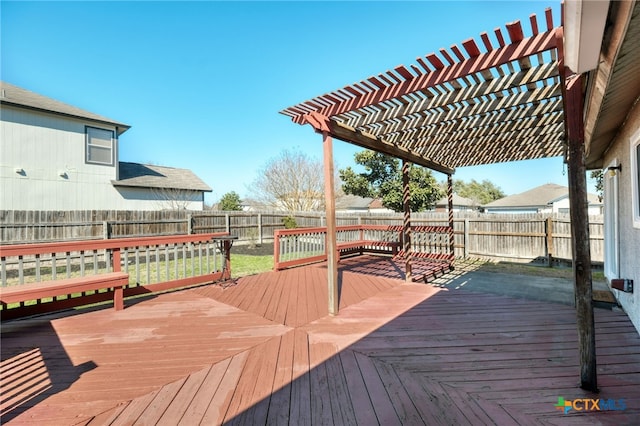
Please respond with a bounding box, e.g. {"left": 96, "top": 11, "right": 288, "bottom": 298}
{"left": 111, "top": 181, "right": 212, "bottom": 192}
{"left": 1, "top": 100, "right": 131, "bottom": 136}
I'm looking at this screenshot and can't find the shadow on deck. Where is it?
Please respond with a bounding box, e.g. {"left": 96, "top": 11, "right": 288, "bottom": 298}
{"left": 1, "top": 256, "right": 638, "bottom": 425}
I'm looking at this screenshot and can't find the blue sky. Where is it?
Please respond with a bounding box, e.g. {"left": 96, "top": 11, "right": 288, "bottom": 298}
{"left": 2, "top": 0, "right": 598, "bottom": 205}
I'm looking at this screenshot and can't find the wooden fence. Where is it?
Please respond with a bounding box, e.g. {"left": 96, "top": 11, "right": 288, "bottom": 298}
{"left": 0, "top": 210, "right": 604, "bottom": 264}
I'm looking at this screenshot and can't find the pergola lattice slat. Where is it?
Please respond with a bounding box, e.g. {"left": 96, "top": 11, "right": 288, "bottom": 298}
{"left": 281, "top": 13, "right": 562, "bottom": 171}
{"left": 346, "top": 62, "right": 561, "bottom": 143}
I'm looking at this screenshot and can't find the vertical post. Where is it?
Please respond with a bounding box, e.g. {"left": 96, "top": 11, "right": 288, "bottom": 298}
{"left": 258, "top": 213, "right": 263, "bottom": 245}
{"left": 402, "top": 160, "right": 412, "bottom": 282}
{"left": 463, "top": 218, "right": 469, "bottom": 259}
{"left": 323, "top": 131, "right": 339, "bottom": 316}
{"left": 225, "top": 214, "right": 231, "bottom": 234}
{"left": 447, "top": 174, "right": 455, "bottom": 260}
{"left": 223, "top": 240, "right": 232, "bottom": 280}
{"left": 546, "top": 217, "right": 554, "bottom": 267}
{"left": 188, "top": 213, "right": 193, "bottom": 234}
{"left": 112, "top": 247, "right": 124, "bottom": 310}
{"left": 112, "top": 247, "right": 121, "bottom": 272}
{"left": 273, "top": 230, "right": 281, "bottom": 271}
{"left": 566, "top": 74, "right": 597, "bottom": 392}
{"left": 103, "top": 221, "right": 110, "bottom": 239}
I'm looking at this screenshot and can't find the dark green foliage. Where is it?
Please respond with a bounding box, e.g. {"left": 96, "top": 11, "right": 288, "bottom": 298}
{"left": 339, "top": 150, "right": 443, "bottom": 212}
{"left": 282, "top": 216, "right": 297, "bottom": 229}
{"left": 452, "top": 179, "right": 505, "bottom": 205}
{"left": 589, "top": 170, "right": 603, "bottom": 201}
{"left": 219, "top": 191, "right": 243, "bottom": 211}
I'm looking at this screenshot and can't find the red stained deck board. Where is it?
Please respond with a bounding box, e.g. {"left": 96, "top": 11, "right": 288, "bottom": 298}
{"left": 153, "top": 366, "right": 211, "bottom": 425}
{"left": 308, "top": 341, "right": 337, "bottom": 425}
{"left": 353, "top": 350, "right": 403, "bottom": 425}
{"left": 288, "top": 329, "right": 312, "bottom": 425}
{"left": 262, "top": 272, "right": 286, "bottom": 321}
{"left": 176, "top": 357, "right": 231, "bottom": 425}
{"left": 134, "top": 376, "right": 188, "bottom": 425}
{"left": 2, "top": 257, "right": 640, "bottom": 425}
{"left": 230, "top": 336, "right": 281, "bottom": 425}
{"left": 265, "top": 330, "right": 295, "bottom": 425}
{"left": 338, "top": 350, "right": 379, "bottom": 426}
{"left": 297, "top": 268, "right": 311, "bottom": 327}
{"left": 199, "top": 352, "right": 248, "bottom": 425}
{"left": 324, "top": 351, "right": 359, "bottom": 425}
{"left": 223, "top": 337, "right": 276, "bottom": 422}
{"left": 372, "top": 358, "right": 426, "bottom": 425}
{"left": 110, "top": 389, "right": 165, "bottom": 424}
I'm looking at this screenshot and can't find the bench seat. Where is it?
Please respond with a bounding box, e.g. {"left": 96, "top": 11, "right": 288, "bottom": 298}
{"left": 336, "top": 240, "right": 400, "bottom": 259}
{"left": 0, "top": 271, "right": 129, "bottom": 311}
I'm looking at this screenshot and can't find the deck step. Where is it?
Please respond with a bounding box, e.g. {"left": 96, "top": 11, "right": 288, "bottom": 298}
{"left": 592, "top": 289, "right": 618, "bottom": 309}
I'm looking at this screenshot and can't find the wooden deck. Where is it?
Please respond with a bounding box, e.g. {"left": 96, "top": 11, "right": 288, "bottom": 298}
{"left": 1, "top": 256, "right": 639, "bottom": 425}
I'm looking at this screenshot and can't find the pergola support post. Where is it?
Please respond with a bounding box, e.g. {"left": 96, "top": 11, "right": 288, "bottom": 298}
{"left": 447, "top": 174, "right": 455, "bottom": 259}
{"left": 322, "top": 130, "right": 339, "bottom": 316}
{"left": 566, "top": 74, "right": 597, "bottom": 392}
{"left": 402, "top": 160, "right": 412, "bottom": 282}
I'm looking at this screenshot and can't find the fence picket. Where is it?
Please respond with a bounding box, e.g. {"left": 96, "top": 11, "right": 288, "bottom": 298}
{"left": 1, "top": 210, "right": 604, "bottom": 264}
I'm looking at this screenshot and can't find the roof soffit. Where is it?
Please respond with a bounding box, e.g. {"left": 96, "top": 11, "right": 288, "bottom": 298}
{"left": 584, "top": 0, "right": 640, "bottom": 167}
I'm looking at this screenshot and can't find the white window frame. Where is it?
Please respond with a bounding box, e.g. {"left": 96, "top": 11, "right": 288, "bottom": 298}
{"left": 86, "top": 126, "right": 115, "bottom": 166}
{"left": 604, "top": 159, "right": 620, "bottom": 280}
{"left": 632, "top": 128, "right": 640, "bottom": 229}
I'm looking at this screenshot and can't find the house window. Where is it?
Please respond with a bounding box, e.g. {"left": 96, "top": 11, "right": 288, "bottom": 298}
{"left": 86, "top": 126, "right": 115, "bottom": 166}
{"left": 632, "top": 129, "right": 640, "bottom": 228}
{"left": 604, "top": 160, "right": 619, "bottom": 280}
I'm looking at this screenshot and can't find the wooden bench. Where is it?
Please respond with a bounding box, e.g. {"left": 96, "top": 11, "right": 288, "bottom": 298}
{"left": 336, "top": 240, "right": 401, "bottom": 260}
{"left": 0, "top": 271, "right": 130, "bottom": 312}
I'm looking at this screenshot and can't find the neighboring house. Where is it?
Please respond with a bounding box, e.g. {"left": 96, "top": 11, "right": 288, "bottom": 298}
{"left": 433, "top": 194, "right": 479, "bottom": 212}
{"left": 239, "top": 198, "right": 269, "bottom": 212}
{"left": 578, "top": 1, "right": 640, "bottom": 333}
{"left": 113, "top": 162, "right": 211, "bottom": 210}
{"left": 483, "top": 183, "right": 602, "bottom": 215}
{"left": 335, "top": 195, "right": 395, "bottom": 214}
{"left": 367, "top": 198, "right": 394, "bottom": 214}
{"left": 0, "top": 81, "right": 211, "bottom": 210}
{"left": 335, "top": 195, "right": 374, "bottom": 213}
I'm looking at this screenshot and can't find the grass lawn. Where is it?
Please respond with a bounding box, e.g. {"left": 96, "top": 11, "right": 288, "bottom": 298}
{"left": 231, "top": 254, "right": 274, "bottom": 277}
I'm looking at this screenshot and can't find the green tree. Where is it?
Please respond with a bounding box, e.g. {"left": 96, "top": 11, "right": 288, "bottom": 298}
{"left": 589, "top": 170, "right": 604, "bottom": 201}
{"left": 339, "top": 150, "right": 442, "bottom": 212}
{"left": 452, "top": 179, "right": 505, "bottom": 205}
{"left": 219, "top": 191, "right": 243, "bottom": 211}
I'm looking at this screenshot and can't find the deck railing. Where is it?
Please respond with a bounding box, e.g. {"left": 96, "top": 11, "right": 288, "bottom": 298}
{"left": 406, "top": 225, "right": 456, "bottom": 260}
{"left": 0, "top": 233, "right": 232, "bottom": 318}
{"left": 274, "top": 225, "right": 453, "bottom": 270}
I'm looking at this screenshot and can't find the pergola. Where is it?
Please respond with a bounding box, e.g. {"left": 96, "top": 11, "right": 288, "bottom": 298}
{"left": 280, "top": 5, "right": 600, "bottom": 391}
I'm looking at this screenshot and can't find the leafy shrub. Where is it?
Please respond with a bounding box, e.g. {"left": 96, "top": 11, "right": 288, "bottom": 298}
{"left": 282, "top": 216, "right": 297, "bottom": 229}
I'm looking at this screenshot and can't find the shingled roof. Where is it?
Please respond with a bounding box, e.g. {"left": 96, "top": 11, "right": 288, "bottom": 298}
{"left": 335, "top": 195, "right": 375, "bottom": 210}
{"left": 435, "top": 194, "right": 478, "bottom": 207}
{"left": 0, "top": 81, "right": 130, "bottom": 135}
{"left": 484, "top": 183, "right": 599, "bottom": 208}
{"left": 113, "top": 162, "right": 212, "bottom": 192}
